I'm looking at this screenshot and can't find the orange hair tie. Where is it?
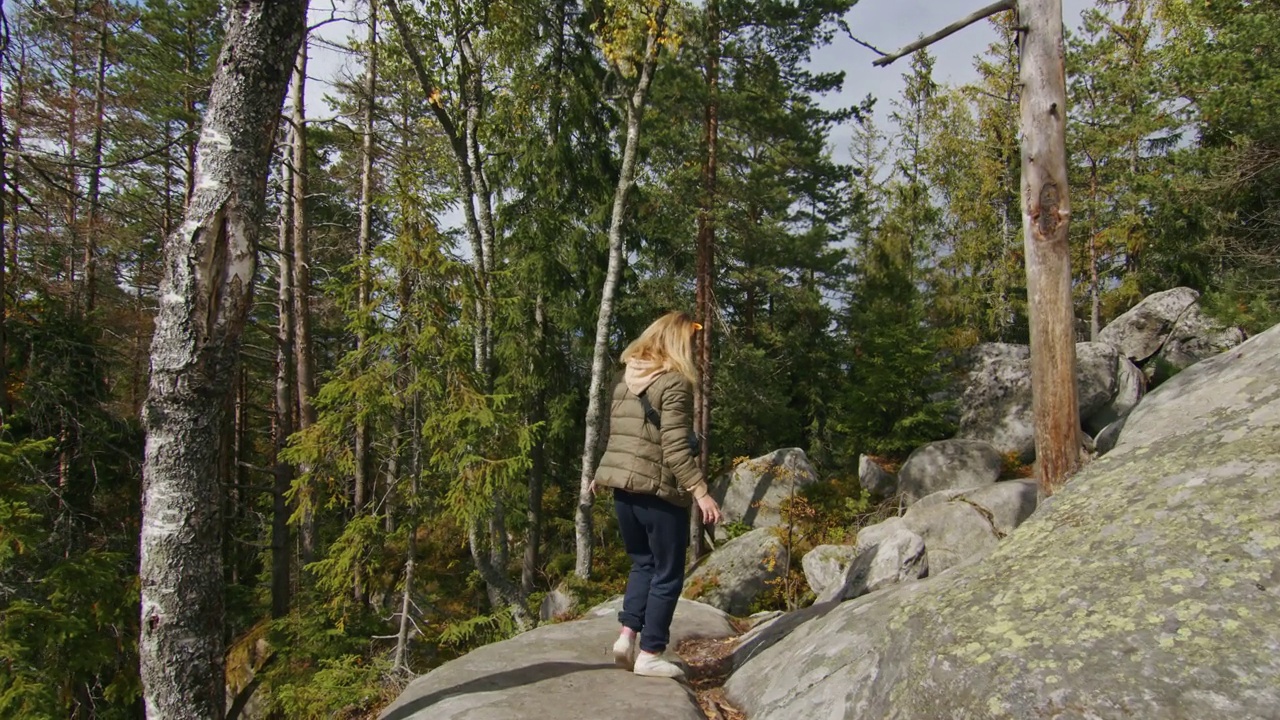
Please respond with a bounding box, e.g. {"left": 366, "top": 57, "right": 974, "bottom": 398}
{"left": 691, "top": 322, "right": 703, "bottom": 331}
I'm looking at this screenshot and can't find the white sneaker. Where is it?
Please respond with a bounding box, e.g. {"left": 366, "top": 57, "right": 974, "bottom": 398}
{"left": 633, "top": 650, "right": 685, "bottom": 679}
{"left": 612, "top": 633, "right": 638, "bottom": 670}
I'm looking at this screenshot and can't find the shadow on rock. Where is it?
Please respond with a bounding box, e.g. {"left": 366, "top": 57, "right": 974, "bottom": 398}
{"left": 380, "top": 661, "right": 613, "bottom": 720}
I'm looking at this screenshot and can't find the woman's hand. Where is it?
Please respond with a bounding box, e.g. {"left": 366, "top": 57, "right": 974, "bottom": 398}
{"left": 696, "top": 494, "right": 722, "bottom": 525}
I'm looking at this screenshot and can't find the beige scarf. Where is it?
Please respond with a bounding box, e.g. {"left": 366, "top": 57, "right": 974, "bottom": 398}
{"left": 624, "top": 357, "right": 667, "bottom": 396}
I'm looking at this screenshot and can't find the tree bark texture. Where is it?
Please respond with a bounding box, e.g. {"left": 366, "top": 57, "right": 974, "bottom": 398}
{"left": 83, "top": 9, "right": 109, "bottom": 315}
{"left": 0, "top": 72, "right": 9, "bottom": 420}
{"left": 1016, "top": 0, "right": 1083, "bottom": 495}
{"left": 139, "top": 0, "right": 307, "bottom": 717}
{"left": 691, "top": 0, "right": 719, "bottom": 565}
{"left": 272, "top": 154, "right": 296, "bottom": 619}
{"left": 574, "top": 1, "right": 670, "bottom": 579}
{"left": 353, "top": 0, "right": 377, "bottom": 606}
{"left": 289, "top": 39, "right": 319, "bottom": 565}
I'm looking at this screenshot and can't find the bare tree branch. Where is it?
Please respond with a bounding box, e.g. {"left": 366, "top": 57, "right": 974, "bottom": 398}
{"left": 873, "top": 0, "right": 1015, "bottom": 67}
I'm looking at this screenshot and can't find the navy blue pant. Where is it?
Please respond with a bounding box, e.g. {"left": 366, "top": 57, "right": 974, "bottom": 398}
{"left": 614, "top": 489, "right": 690, "bottom": 654}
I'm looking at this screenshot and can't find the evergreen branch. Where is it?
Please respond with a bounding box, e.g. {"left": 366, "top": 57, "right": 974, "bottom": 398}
{"left": 873, "top": 0, "right": 1016, "bottom": 67}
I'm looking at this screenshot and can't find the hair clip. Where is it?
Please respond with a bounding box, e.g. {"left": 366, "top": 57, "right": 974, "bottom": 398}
{"left": 691, "top": 322, "right": 703, "bottom": 331}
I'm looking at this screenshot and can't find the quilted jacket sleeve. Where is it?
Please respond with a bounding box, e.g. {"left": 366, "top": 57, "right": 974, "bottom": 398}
{"left": 658, "top": 375, "right": 709, "bottom": 500}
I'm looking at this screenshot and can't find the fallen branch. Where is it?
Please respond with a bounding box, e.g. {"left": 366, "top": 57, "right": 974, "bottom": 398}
{"left": 873, "top": 0, "right": 1015, "bottom": 67}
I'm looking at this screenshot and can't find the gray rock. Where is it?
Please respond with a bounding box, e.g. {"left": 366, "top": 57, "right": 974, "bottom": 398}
{"left": 822, "top": 517, "right": 927, "bottom": 603}
{"left": 1155, "top": 303, "right": 1247, "bottom": 373}
{"left": 897, "top": 439, "right": 1003, "bottom": 505}
{"left": 956, "top": 342, "right": 1119, "bottom": 461}
{"left": 901, "top": 499, "right": 1000, "bottom": 574}
{"left": 723, "top": 322, "right": 1280, "bottom": 720}
{"left": 1099, "top": 286, "right": 1202, "bottom": 362}
{"left": 538, "top": 584, "right": 577, "bottom": 622}
{"left": 954, "top": 343, "right": 1034, "bottom": 459}
{"left": 801, "top": 545, "right": 860, "bottom": 599}
{"left": 381, "top": 598, "right": 734, "bottom": 720}
{"left": 858, "top": 454, "right": 897, "bottom": 498}
{"left": 1085, "top": 355, "right": 1145, "bottom": 434}
{"left": 1099, "top": 287, "right": 1244, "bottom": 374}
{"left": 683, "top": 527, "right": 789, "bottom": 616}
{"left": 1075, "top": 341, "right": 1121, "bottom": 417}
{"left": 710, "top": 448, "right": 817, "bottom": 539}
{"left": 956, "top": 479, "right": 1040, "bottom": 536}
{"left": 1094, "top": 414, "right": 1128, "bottom": 456}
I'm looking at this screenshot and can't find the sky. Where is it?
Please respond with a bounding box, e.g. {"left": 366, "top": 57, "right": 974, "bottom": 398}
{"left": 303, "top": 0, "right": 1096, "bottom": 227}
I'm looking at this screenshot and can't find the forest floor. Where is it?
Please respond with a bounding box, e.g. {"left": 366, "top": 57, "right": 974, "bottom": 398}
{"left": 677, "top": 635, "right": 748, "bottom": 720}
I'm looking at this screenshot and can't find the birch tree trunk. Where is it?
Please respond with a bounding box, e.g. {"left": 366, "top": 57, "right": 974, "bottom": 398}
{"left": 353, "top": 0, "right": 377, "bottom": 606}
{"left": 574, "top": 1, "right": 670, "bottom": 579}
{"left": 0, "top": 77, "right": 9, "bottom": 421}
{"left": 1016, "top": 0, "right": 1083, "bottom": 495}
{"left": 83, "top": 8, "right": 108, "bottom": 315}
{"left": 289, "top": 39, "right": 319, "bottom": 565}
{"left": 139, "top": 0, "right": 307, "bottom": 716}
{"left": 272, "top": 154, "right": 296, "bottom": 619}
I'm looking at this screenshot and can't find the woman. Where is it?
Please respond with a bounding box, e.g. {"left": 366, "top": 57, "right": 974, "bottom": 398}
{"left": 591, "top": 311, "right": 723, "bottom": 679}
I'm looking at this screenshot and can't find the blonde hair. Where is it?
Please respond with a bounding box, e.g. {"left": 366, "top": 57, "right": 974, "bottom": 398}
{"left": 621, "top": 311, "right": 700, "bottom": 385}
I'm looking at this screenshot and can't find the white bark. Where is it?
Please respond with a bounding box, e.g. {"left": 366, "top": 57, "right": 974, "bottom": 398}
{"left": 139, "top": 0, "right": 307, "bottom": 716}
{"left": 574, "top": 2, "right": 670, "bottom": 579}
{"left": 290, "top": 39, "right": 319, "bottom": 564}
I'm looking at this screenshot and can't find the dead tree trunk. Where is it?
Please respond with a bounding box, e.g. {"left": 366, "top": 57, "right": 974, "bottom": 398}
{"left": 574, "top": 1, "right": 672, "bottom": 579}
{"left": 1016, "top": 0, "right": 1082, "bottom": 494}
{"left": 139, "top": 0, "right": 307, "bottom": 717}
{"left": 874, "top": 0, "right": 1081, "bottom": 496}
{"left": 289, "top": 39, "right": 319, "bottom": 565}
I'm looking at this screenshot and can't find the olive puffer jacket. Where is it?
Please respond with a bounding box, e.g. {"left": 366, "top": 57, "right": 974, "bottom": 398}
{"left": 594, "top": 369, "right": 709, "bottom": 507}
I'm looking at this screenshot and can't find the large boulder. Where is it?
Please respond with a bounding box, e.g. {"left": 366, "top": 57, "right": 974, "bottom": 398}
{"left": 858, "top": 455, "right": 897, "bottom": 499}
{"left": 900, "top": 498, "right": 1000, "bottom": 574}
{"left": 684, "top": 527, "right": 789, "bottom": 616}
{"left": 724, "top": 323, "right": 1280, "bottom": 720}
{"left": 821, "top": 517, "right": 927, "bottom": 603}
{"left": 956, "top": 342, "right": 1119, "bottom": 461}
{"left": 801, "top": 544, "right": 860, "bottom": 600}
{"left": 908, "top": 479, "right": 1040, "bottom": 537}
{"left": 1099, "top": 287, "right": 1245, "bottom": 373}
{"left": 381, "top": 598, "right": 733, "bottom": 720}
{"left": 710, "top": 448, "right": 817, "bottom": 539}
{"left": 1085, "top": 355, "right": 1145, "bottom": 435}
{"left": 897, "top": 439, "right": 1003, "bottom": 505}
{"left": 953, "top": 343, "right": 1033, "bottom": 459}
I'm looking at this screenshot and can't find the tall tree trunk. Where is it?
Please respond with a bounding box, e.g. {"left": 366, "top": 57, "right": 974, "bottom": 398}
{"left": 83, "top": 7, "right": 108, "bottom": 315}
{"left": 522, "top": 296, "right": 546, "bottom": 595}
{"left": 64, "top": 7, "right": 81, "bottom": 315}
{"left": 391, "top": 369, "right": 421, "bottom": 672}
{"left": 383, "top": 0, "right": 521, "bottom": 606}
{"left": 289, "top": 39, "right": 319, "bottom": 566}
{"left": 139, "top": 1, "right": 307, "bottom": 716}
{"left": 574, "top": 1, "right": 671, "bottom": 579}
{"left": 353, "top": 0, "right": 377, "bottom": 606}
{"left": 1088, "top": 159, "right": 1100, "bottom": 341}
{"left": 1016, "top": 0, "right": 1082, "bottom": 496}
{"left": 272, "top": 159, "right": 295, "bottom": 618}
{"left": 0, "top": 68, "right": 9, "bottom": 421}
{"left": 391, "top": 516, "right": 416, "bottom": 674}
{"left": 691, "top": 0, "right": 719, "bottom": 564}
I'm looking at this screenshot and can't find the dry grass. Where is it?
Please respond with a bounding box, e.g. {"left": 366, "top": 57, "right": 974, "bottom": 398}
{"left": 676, "top": 636, "right": 748, "bottom": 720}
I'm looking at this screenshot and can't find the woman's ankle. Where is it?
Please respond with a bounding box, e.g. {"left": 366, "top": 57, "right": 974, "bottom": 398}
{"left": 620, "top": 626, "right": 637, "bottom": 639}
